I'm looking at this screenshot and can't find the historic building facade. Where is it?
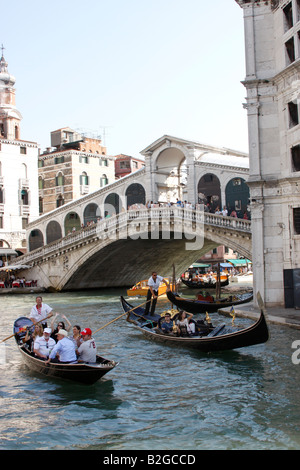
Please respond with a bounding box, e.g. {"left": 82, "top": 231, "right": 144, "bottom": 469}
{"left": 236, "top": 0, "right": 300, "bottom": 306}
{"left": 38, "top": 127, "right": 116, "bottom": 215}
{"left": 0, "top": 50, "right": 39, "bottom": 260}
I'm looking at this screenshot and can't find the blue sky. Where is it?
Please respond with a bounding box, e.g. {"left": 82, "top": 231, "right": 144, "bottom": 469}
{"left": 2, "top": 0, "right": 248, "bottom": 157}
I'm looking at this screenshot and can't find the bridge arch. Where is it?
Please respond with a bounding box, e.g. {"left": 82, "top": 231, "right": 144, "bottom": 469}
{"left": 225, "top": 177, "right": 250, "bottom": 218}
{"left": 83, "top": 203, "right": 101, "bottom": 225}
{"left": 46, "top": 220, "right": 62, "bottom": 244}
{"left": 125, "top": 183, "right": 146, "bottom": 208}
{"left": 197, "top": 173, "right": 222, "bottom": 211}
{"left": 155, "top": 147, "right": 187, "bottom": 203}
{"left": 64, "top": 212, "right": 81, "bottom": 235}
{"left": 104, "top": 193, "right": 122, "bottom": 217}
{"left": 28, "top": 229, "right": 44, "bottom": 251}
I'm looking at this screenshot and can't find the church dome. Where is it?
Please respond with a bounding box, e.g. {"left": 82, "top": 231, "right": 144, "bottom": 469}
{"left": 0, "top": 54, "right": 16, "bottom": 87}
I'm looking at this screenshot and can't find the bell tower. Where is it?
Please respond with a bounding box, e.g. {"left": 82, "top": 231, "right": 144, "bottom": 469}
{"left": 0, "top": 45, "right": 22, "bottom": 141}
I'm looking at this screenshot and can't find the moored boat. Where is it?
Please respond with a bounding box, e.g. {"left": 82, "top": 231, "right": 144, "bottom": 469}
{"left": 120, "top": 296, "right": 269, "bottom": 352}
{"left": 13, "top": 317, "right": 118, "bottom": 385}
{"left": 166, "top": 290, "right": 253, "bottom": 314}
{"left": 181, "top": 274, "right": 229, "bottom": 289}
{"left": 127, "top": 278, "right": 175, "bottom": 297}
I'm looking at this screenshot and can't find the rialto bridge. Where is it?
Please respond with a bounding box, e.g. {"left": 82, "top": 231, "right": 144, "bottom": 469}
{"left": 15, "top": 135, "right": 252, "bottom": 291}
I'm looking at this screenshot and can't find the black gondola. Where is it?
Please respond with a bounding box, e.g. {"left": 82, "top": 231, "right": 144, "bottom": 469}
{"left": 181, "top": 277, "right": 229, "bottom": 289}
{"left": 13, "top": 317, "right": 118, "bottom": 385}
{"left": 166, "top": 290, "right": 253, "bottom": 314}
{"left": 120, "top": 296, "right": 269, "bottom": 352}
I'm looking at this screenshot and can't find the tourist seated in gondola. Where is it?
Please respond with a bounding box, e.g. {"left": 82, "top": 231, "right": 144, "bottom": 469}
{"left": 23, "top": 323, "right": 44, "bottom": 351}
{"left": 46, "top": 329, "right": 77, "bottom": 364}
{"left": 176, "top": 310, "right": 194, "bottom": 337}
{"left": 33, "top": 328, "right": 56, "bottom": 360}
{"left": 160, "top": 312, "right": 177, "bottom": 335}
{"left": 77, "top": 328, "right": 97, "bottom": 363}
{"left": 50, "top": 313, "right": 72, "bottom": 340}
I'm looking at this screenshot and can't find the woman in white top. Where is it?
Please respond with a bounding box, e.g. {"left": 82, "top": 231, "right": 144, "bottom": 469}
{"left": 176, "top": 310, "right": 194, "bottom": 336}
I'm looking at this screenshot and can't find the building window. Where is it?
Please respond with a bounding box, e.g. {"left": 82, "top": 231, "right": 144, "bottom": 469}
{"left": 21, "top": 189, "right": 28, "bottom": 205}
{"left": 80, "top": 172, "right": 89, "bottom": 185}
{"left": 0, "top": 216, "right": 2, "bottom": 229}
{"left": 100, "top": 159, "right": 108, "bottom": 166}
{"left": 283, "top": 2, "right": 293, "bottom": 32}
{"left": 56, "top": 195, "right": 64, "bottom": 208}
{"left": 80, "top": 156, "right": 89, "bottom": 164}
{"left": 100, "top": 175, "right": 108, "bottom": 187}
{"left": 285, "top": 37, "right": 295, "bottom": 65}
{"left": 120, "top": 161, "right": 130, "bottom": 169}
{"left": 38, "top": 159, "right": 44, "bottom": 168}
{"left": 291, "top": 144, "right": 300, "bottom": 171}
{"left": 288, "top": 101, "right": 299, "bottom": 127}
{"left": 294, "top": 207, "right": 300, "bottom": 234}
{"left": 20, "top": 146, "right": 27, "bottom": 155}
{"left": 39, "top": 197, "right": 43, "bottom": 214}
{"left": 0, "top": 187, "right": 3, "bottom": 204}
{"left": 22, "top": 217, "right": 28, "bottom": 229}
{"left": 56, "top": 172, "right": 64, "bottom": 186}
{"left": 54, "top": 156, "right": 65, "bottom": 164}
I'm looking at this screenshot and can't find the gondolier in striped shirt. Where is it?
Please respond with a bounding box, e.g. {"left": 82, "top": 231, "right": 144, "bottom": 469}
{"left": 29, "top": 296, "right": 54, "bottom": 328}
{"left": 145, "top": 272, "right": 168, "bottom": 316}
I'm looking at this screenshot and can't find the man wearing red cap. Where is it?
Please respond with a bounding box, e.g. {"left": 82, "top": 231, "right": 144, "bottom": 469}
{"left": 77, "top": 328, "right": 97, "bottom": 363}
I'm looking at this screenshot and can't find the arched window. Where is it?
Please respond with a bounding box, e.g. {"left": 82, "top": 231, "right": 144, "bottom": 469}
{"left": 80, "top": 172, "right": 89, "bottom": 185}
{"left": 100, "top": 174, "right": 108, "bottom": 187}
{"left": 21, "top": 189, "right": 29, "bottom": 205}
{"left": 56, "top": 172, "right": 64, "bottom": 186}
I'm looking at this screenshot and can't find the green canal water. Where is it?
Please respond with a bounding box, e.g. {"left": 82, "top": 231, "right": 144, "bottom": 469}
{"left": 0, "top": 288, "right": 300, "bottom": 450}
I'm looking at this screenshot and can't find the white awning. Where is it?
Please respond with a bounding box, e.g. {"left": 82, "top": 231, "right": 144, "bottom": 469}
{"left": 0, "top": 249, "right": 18, "bottom": 256}
{"left": 0, "top": 264, "right": 31, "bottom": 271}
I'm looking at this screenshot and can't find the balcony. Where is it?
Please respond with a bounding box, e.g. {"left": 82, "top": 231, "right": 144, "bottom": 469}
{"left": 20, "top": 205, "right": 30, "bottom": 216}
{"left": 55, "top": 186, "right": 64, "bottom": 195}
{"left": 19, "top": 178, "right": 30, "bottom": 189}
{"left": 80, "top": 185, "right": 89, "bottom": 195}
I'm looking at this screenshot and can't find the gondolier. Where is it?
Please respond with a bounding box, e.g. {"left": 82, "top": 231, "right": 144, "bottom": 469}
{"left": 145, "top": 272, "right": 168, "bottom": 316}
{"left": 29, "top": 296, "right": 54, "bottom": 328}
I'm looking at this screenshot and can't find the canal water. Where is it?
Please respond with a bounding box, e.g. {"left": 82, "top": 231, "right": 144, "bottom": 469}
{"left": 0, "top": 288, "right": 300, "bottom": 450}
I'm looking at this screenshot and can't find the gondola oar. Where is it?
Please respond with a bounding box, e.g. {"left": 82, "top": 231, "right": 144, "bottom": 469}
{"left": 0, "top": 312, "right": 54, "bottom": 344}
{"left": 94, "top": 292, "right": 166, "bottom": 334}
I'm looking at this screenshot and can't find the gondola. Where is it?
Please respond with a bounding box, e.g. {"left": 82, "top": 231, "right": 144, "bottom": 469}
{"left": 13, "top": 317, "right": 118, "bottom": 385}
{"left": 120, "top": 296, "right": 269, "bottom": 352}
{"left": 181, "top": 275, "right": 229, "bottom": 289}
{"left": 166, "top": 290, "right": 253, "bottom": 314}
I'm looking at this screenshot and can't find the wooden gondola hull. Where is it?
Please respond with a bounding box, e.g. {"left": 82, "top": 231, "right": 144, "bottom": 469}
{"left": 166, "top": 290, "right": 253, "bottom": 314}
{"left": 120, "top": 296, "right": 269, "bottom": 353}
{"left": 13, "top": 317, "right": 118, "bottom": 384}
{"left": 18, "top": 346, "right": 117, "bottom": 384}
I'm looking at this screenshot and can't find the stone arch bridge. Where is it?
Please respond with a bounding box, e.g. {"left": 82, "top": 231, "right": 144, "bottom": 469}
{"left": 18, "top": 206, "right": 251, "bottom": 291}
